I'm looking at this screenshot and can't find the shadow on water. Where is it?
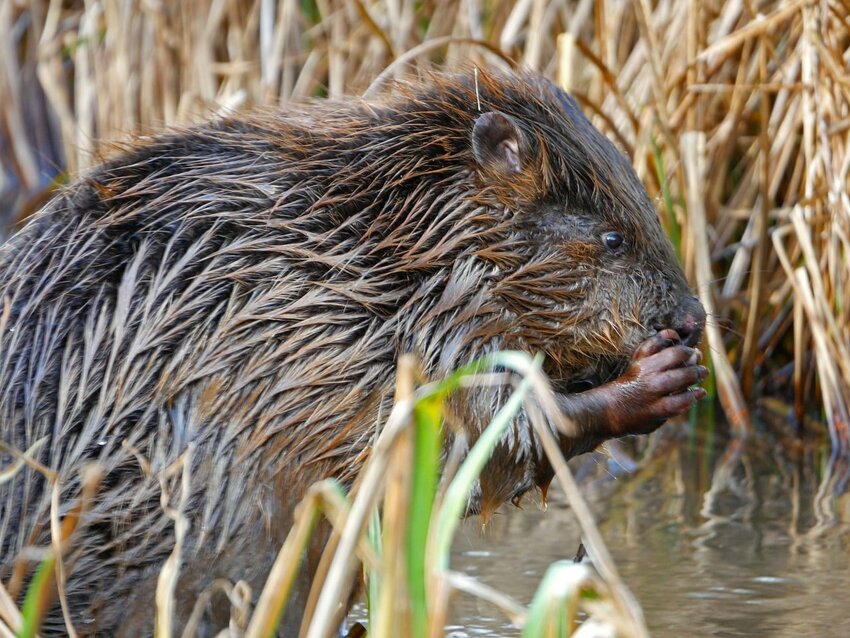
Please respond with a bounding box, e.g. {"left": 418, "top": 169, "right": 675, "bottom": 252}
{"left": 447, "top": 420, "right": 850, "bottom": 637}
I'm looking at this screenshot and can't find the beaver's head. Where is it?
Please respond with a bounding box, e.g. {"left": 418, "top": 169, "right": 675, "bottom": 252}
{"left": 451, "top": 72, "right": 705, "bottom": 389}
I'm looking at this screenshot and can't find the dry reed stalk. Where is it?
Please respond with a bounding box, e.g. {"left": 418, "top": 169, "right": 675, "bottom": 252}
{"left": 302, "top": 393, "right": 416, "bottom": 638}
{"left": 242, "top": 482, "right": 351, "bottom": 638}
{"left": 153, "top": 447, "right": 194, "bottom": 638}
{"left": 682, "top": 132, "right": 750, "bottom": 435}
{"left": 0, "top": 581, "right": 23, "bottom": 637}
{"left": 442, "top": 571, "right": 527, "bottom": 626}
{"left": 371, "top": 355, "right": 416, "bottom": 637}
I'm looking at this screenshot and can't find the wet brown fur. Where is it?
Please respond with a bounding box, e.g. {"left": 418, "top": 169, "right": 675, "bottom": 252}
{"left": 0, "top": 70, "right": 698, "bottom": 635}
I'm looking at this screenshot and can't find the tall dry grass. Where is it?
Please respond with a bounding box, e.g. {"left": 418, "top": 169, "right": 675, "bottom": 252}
{"left": 1, "top": 0, "right": 848, "bottom": 449}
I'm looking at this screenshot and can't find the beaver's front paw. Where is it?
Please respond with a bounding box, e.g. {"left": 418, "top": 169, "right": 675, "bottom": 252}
{"left": 605, "top": 328, "right": 708, "bottom": 437}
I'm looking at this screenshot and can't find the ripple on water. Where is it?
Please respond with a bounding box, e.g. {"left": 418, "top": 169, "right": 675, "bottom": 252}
{"left": 445, "top": 433, "right": 850, "bottom": 638}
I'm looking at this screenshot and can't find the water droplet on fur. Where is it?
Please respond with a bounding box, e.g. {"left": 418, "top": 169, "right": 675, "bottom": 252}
{"left": 98, "top": 438, "right": 107, "bottom": 446}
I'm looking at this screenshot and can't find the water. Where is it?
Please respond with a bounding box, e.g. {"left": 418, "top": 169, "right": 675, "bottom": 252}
{"left": 448, "top": 427, "right": 850, "bottom": 637}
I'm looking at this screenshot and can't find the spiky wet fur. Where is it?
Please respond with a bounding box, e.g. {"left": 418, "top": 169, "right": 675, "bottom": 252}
{"left": 0, "top": 70, "right": 692, "bottom": 635}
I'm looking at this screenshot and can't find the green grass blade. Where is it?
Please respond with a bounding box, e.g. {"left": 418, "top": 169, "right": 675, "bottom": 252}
{"left": 651, "top": 135, "right": 681, "bottom": 262}
{"left": 18, "top": 556, "right": 55, "bottom": 638}
{"left": 407, "top": 391, "right": 444, "bottom": 638}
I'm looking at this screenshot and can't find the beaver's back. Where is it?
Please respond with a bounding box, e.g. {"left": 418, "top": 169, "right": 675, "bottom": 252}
{"left": 0, "top": 117, "right": 409, "bottom": 634}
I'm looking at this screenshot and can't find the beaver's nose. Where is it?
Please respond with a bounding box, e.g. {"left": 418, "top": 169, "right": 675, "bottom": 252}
{"left": 673, "top": 295, "right": 706, "bottom": 347}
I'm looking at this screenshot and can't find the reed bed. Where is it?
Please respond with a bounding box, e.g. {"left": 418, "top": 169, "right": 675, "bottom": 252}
{"left": 1, "top": 1, "right": 849, "bottom": 636}
{"left": 2, "top": 0, "right": 848, "bottom": 449}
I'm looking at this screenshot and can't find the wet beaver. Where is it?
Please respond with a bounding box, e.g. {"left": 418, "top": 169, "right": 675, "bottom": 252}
{"left": 0, "top": 69, "right": 706, "bottom": 636}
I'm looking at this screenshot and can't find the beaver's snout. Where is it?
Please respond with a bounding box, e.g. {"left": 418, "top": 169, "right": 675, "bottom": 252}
{"left": 672, "top": 295, "right": 706, "bottom": 347}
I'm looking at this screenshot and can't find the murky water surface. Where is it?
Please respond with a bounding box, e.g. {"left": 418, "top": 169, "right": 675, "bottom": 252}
{"left": 447, "top": 428, "right": 850, "bottom": 637}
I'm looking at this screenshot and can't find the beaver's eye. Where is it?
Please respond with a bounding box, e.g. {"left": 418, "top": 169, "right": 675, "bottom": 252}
{"left": 603, "top": 231, "right": 624, "bottom": 251}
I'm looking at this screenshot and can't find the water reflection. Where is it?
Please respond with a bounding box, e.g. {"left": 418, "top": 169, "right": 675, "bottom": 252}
{"left": 449, "top": 428, "right": 850, "bottom": 637}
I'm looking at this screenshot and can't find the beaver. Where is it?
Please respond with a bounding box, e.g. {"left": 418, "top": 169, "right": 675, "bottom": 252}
{"left": 0, "top": 69, "right": 706, "bottom": 636}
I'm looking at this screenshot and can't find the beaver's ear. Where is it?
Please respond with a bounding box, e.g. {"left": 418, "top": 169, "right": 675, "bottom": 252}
{"left": 472, "top": 112, "right": 522, "bottom": 175}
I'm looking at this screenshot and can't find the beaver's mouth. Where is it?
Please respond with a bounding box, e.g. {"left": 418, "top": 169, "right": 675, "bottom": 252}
{"left": 545, "top": 356, "right": 628, "bottom": 396}
{"left": 562, "top": 378, "right": 597, "bottom": 393}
